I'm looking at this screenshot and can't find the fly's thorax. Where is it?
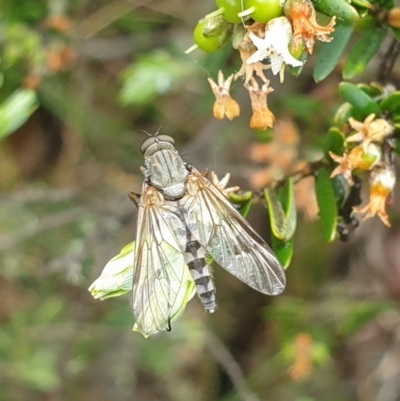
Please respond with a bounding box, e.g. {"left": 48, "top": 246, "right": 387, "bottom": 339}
{"left": 144, "top": 143, "right": 189, "bottom": 200}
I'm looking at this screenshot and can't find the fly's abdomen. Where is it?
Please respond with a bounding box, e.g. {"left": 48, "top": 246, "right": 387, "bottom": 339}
{"left": 184, "top": 240, "right": 217, "bottom": 313}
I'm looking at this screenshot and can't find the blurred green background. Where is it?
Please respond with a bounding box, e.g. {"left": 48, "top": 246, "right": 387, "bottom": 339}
{"left": 1, "top": 1, "right": 400, "bottom": 401}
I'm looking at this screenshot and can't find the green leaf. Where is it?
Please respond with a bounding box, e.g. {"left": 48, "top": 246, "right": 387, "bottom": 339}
{"left": 350, "top": 0, "right": 371, "bottom": 18}
{"left": 357, "top": 82, "right": 383, "bottom": 97}
{"left": 380, "top": 91, "right": 400, "bottom": 115}
{"left": 264, "top": 188, "right": 287, "bottom": 240}
{"left": 288, "top": 51, "right": 307, "bottom": 77}
{"left": 0, "top": 89, "right": 38, "bottom": 140}
{"left": 337, "top": 300, "right": 394, "bottom": 336}
{"left": 334, "top": 102, "right": 354, "bottom": 127}
{"left": 228, "top": 191, "right": 253, "bottom": 218}
{"left": 338, "top": 82, "right": 381, "bottom": 117}
{"left": 277, "top": 178, "right": 297, "bottom": 241}
{"left": 314, "top": 168, "right": 338, "bottom": 242}
{"left": 15, "top": 350, "right": 59, "bottom": 391}
{"left": 324, "top": 127, "right": 345, "bottom": 157}
{"left": 32, "top": 296, "right": 64, "bottom": 324}
{"left": 265, "top": 180, "right": 296, "bottom": 268}
{"left": 119, "top": 50, "right": 192, "bottom": 106}
{"left": 313, "top": 0, "right": 359, "bottom": 21}
{"left": 368, "top": 0, "right": 394, "bottom": 10}
{"left": 343, "top": 24, "right": 388, "bottom": 79}
{"left": 331, "top": 175, "right": 351, "bottom": 208}
{"left": 351, "top": 0, "right": 371, "bottom": 10}
{"left": 313, "top": 21, "right": 354, "bottom": 82}
{"left": 271, "top": 235, "right": 293, "bottom": 269}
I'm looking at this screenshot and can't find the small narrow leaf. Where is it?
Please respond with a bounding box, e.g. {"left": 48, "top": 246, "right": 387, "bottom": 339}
{"left": 271, "top": 235, "right": 293, "bottom": 269}
{"left": 324, "top": 127, "right": 345, "bottom": 157}
{"left": 337, "top": 300, "right": 394, "bottom": 336}
{"left": 351, "top": 0, "right": 371, "bottom": 18}
{"left": 357, "top": 83, "right": 383, "bottom": 97}
{"left": 277, "top": 178, "right": 297, "bottom": 241}
{"left": 119, "top": 51, "right": 192, "bottom": 106}
{"left": 334, "top": 102, "right": 354, "bottom": 127}
{"left": 229, "top": 191, "right": 253, "bottom": 218}
{"left": 380, "top": 91, "right": 400, "bottom": 115}
{"left": 343, "top": 24, "right": 387, "bottom": 79}
{"left": 264, "top": 188, "right": 287, "bottom": 240}
{"left": 351, "top": 0, "right": 371, "bottom": 10}
{"left": 331, "top": 175, "right": 351, "bottom": 209}
{"left": 0, "top": 90, "right": 38, "bottom": 140}
{"left": 289, "top": 51, "right": 308, "bottom": 77}
{"left": 370, "top": 0, "right": 394, "bottom": 10}
{"left": 338, "top": 82, "right": 381, "bottom": 117}
{"left": 315, "top": 169, "right": 338, "bottom": 242}
{"left": 313, "top": 21, "right": 354, "bottom": 82}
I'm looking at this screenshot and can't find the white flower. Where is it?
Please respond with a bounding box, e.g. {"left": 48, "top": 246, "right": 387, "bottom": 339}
{"left": 89, "top": 241, "right": 197, "bottom": 337}
{"left": 247, "top": 16, "right": 303, "bottom": 76}
{"left": 89, "top": 242, "right": 135, "bottom": 300}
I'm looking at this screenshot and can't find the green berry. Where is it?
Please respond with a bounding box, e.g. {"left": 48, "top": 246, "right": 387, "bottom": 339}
{"left": 245, "top": 0, "right": 283, "bottom": 23}
{"left": 216, "top": 0, "right": 244, "bottom": 23}
{"left": 193, "top": 19, "right": 228, "bottom": 53}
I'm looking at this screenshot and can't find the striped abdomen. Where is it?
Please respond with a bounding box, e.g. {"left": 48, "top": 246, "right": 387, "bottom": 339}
{"left": 184, "top": 235, "right": 217, "bottom": 313}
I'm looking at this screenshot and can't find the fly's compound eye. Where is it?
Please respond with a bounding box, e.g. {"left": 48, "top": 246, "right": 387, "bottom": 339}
{"left": 157, "top": 135, "right": 175, "bottom": 145}
{"left": 140, "top": 135, "right": 175, "bottom": 154}
{"left": 140, "top": 137, "right": 157, "bottom": 154}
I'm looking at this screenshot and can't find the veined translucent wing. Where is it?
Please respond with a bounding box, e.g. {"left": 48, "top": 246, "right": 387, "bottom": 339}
{"left": 185, "top": 168, "right": 286, "bottom": 295}
{"left": 132, "top": 183, "right": 196, "bottom": 337}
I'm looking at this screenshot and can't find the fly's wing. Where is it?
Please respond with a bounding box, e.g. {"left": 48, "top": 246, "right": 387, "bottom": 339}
{"left": 132, "top": 183, "right": 195, "bottom": 337}
{"left": 185, "top": 168, "right": 285, "bottom": 295}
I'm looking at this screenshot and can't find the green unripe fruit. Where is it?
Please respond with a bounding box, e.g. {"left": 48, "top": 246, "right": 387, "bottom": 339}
{"left": 193, "top": 18, "right": 229, "bottom": 52}
{"left": 239, "top": 0, "right": 283, "bottom": 23}
{"left": 216, "top": 0, "right": 245, "bottom": 23}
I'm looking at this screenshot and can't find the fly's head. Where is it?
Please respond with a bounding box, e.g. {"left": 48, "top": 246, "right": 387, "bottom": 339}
{"left": 140, "top": 134, "right": 189, "bottom": 200}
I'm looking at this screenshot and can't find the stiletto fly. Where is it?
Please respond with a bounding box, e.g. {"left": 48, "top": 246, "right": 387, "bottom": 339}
{"left": 129, "top": 133, "right": 286, "bottom": 336}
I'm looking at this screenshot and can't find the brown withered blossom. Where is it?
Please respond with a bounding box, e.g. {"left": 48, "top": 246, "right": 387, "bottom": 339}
{"left": 245, "top": 77, "right": 275, "bottom": 130}
{"left": 249, "top": 119, "right": 301, "bottom": 188}
{"left": 294, "top": 176, "right": 319, "bottom": 221}
{"left": 47, "top": 15, "right": 73, "bottom": 32}
{"left": 288, "top": 333, "right": 314, "bottom": 381}
{"left": 285, "top": 0, "right": 336, "bottom": 54}
{"left": 246, "top": 22, "right": 267, "bottom": 37}
{"left": 208, "top": 70, "right": 240, "bottom": 121}
{"left": 346, "top": 114, "right": 394, "bottom": 151}
{"left": 46, "top": 45, "right": 76, "bottom": 72}
{"left": 329, "top": 143, "right": 382, "bottom": 185}
{"left": 210, "top": 171, "right": 240, "bottom": 196}
{"left": 354, "top": 166, "right": 396, "bottom": 227}
{"left": 234, "top": 46, "right": 270, "bottom": 83}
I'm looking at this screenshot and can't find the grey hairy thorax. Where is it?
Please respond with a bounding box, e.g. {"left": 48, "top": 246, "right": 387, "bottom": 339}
{"left": 143, "top": 141, "right": 189, "bottom": 200}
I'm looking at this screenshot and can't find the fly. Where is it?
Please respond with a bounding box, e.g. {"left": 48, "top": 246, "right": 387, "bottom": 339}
{"left": 129, "top": 133, "right": 286, "bottom": 336}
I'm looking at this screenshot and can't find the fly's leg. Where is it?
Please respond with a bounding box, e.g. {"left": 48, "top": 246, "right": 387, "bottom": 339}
{"left": 166, "top": 316, "right": 172, "bottom": 332}
{"left": 128, "top": 192, "right": 141, "bottom": 208}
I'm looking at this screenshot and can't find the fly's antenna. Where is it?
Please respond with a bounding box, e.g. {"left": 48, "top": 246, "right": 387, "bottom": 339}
{"left": 154, "top": 125, "right": 162, "bottom": 137}
{"left": 140, "top": 126, "right": 162, "bottom": 138}
{"left": 140, "top": 129, "right": 152, "bottom": 137}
